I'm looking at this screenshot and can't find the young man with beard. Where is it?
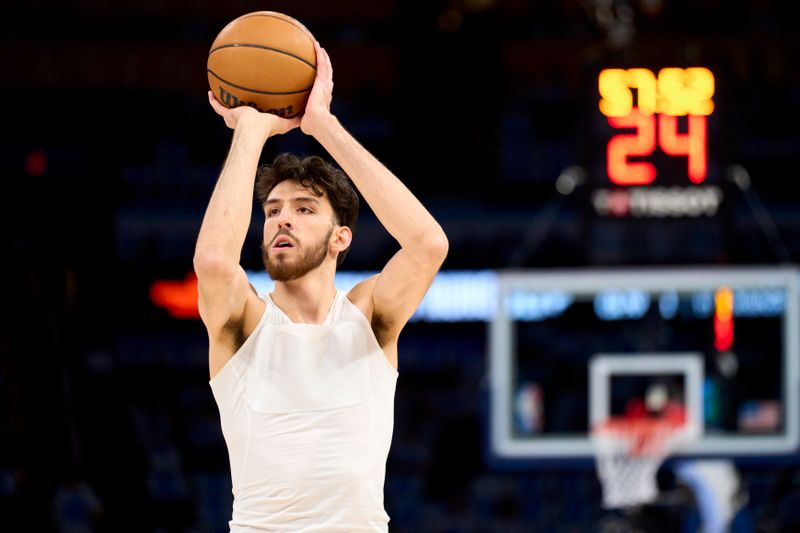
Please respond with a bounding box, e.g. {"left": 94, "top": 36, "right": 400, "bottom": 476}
{"left": 194, "top": 42, "right": 448, "bottom": 531}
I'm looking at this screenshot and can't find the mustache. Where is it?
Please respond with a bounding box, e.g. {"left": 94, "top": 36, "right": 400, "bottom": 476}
{"left": 268, "top": 228, "right": 298, "bottom": 247}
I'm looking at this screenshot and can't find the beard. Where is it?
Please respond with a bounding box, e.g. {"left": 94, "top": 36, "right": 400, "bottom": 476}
{"left": 262, "top": 227, "right": 334, "bottom": 282}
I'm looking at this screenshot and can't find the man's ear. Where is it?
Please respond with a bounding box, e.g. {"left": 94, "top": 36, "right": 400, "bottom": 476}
{"left": 330, "top": 226, "right": 352, "bottom": 253}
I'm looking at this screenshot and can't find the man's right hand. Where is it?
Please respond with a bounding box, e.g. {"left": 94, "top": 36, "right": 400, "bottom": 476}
{"left": 208, "top": 91, "right": 301, "bottom": 137}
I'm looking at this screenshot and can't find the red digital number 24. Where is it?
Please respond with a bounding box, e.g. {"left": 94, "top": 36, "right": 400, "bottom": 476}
{"left": 607, "top": 109, "right": 707, "bottom": 185}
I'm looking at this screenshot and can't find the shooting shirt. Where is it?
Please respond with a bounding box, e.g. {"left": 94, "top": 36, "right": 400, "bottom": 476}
{"left": 210, "top": 290, "right": 398, "bottom": 532}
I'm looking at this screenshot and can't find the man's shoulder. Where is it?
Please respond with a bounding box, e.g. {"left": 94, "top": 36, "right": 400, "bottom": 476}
{"left": 346, "top": 274, "right": 378, "bottom": 320}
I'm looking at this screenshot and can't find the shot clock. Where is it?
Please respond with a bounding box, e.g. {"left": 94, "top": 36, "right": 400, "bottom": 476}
{"left": 591, "top": 67, "right": 723, "bottom": 218}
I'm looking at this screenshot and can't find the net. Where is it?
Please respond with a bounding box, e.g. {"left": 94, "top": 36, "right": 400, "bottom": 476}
{"left": 592, "top": 415, "right": 694, "bottom": 509}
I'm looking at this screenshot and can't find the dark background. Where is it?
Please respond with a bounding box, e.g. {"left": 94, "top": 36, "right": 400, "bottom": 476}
{"left": 2, "top": 0, "right": 800, "bottom": 531}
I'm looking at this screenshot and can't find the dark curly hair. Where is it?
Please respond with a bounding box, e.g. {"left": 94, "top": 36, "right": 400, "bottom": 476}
{"left": 255, "top": 153, "right": 359, "bottom": 265}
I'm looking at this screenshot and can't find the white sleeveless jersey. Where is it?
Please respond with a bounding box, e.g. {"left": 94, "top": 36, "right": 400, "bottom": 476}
{"left": 209, "top": 290, "right": 398, "bottom": 532}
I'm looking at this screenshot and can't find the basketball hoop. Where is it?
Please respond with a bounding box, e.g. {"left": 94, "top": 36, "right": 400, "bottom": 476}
{"left": 592, "top": 414, "right": 695, "bottom": 509}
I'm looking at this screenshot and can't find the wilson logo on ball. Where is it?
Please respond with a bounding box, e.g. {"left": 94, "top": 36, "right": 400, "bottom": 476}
{"left": 217, "top": 87, "right": 295, "bottom": 117}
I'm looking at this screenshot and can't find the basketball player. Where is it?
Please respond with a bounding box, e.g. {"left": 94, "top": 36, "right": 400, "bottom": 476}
{"left": 195, "top": 41, "right": 448, "bottom": 531}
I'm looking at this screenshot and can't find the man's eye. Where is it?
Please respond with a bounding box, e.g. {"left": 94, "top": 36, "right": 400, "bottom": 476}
{"left": 268, "top": 209, "right": 279, "bottom": 216}
{"left": 299, "top": 207, "right": 312, "bottom": 214}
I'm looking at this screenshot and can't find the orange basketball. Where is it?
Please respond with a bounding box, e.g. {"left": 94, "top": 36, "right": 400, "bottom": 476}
{"left": 207, "top": 11, "right": 317, "bottom": 118}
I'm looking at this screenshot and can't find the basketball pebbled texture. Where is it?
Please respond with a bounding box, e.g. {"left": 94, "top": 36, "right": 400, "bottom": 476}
{"left": 207, "top": 11, "right": 317, "bottom": 118}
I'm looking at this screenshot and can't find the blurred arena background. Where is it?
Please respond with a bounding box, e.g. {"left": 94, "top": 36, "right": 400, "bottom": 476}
{"left": 2, "top": 0, "right": 800, "bottom": 531}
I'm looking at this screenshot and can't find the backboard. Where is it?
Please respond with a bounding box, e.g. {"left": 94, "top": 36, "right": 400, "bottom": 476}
{"left": 489, "top": 267, "right": 799, "bottom": 460}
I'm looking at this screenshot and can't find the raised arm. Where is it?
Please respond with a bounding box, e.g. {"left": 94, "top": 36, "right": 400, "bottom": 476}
{"left": 194, "top": 94, "right": 300, "bottom": 376}
{"left": 301, "top": 43, "right": 449, "bottom": 354}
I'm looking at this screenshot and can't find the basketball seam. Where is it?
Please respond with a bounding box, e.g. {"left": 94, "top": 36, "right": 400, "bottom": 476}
{"left": 207, "top": 69, "right": 313, "bottom": 95}
{"left": 237, "top": 12, "right": 316, "bottom": 48}
{"left": 208, "top": 43, "right": 317, "bottom": 71}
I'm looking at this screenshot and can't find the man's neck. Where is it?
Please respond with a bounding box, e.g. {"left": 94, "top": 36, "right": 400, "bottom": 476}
{"left": 270, "top": 270, "right": 338, "bottom": 324}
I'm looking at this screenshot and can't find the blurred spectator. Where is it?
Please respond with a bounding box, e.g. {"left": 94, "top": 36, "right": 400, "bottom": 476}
{"left": 52, "top": 477, "right": 103, "bottom": 533}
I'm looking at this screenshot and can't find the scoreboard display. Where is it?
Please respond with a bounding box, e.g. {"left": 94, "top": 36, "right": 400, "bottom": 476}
{"left": 599, "top": 67, "right": 714, "bottom": 185}
{"left": 590, "top": 67, "right": 724, "bottom": 218}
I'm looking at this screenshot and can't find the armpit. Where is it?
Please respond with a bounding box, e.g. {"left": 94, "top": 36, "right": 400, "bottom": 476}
{"left": 370, "top": 311, "right": 394, "bottom": 348}
{"left": 222, "top": 315, "right": 247, "bottom": 353}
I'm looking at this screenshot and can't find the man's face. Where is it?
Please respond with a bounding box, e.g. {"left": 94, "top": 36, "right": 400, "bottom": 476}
{"left": 261, "top": 180, "right": 337, "bottom": 282}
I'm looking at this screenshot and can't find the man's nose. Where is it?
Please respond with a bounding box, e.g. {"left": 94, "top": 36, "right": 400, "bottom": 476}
{"left": 276, "top": 211, "right": 294, "bottom": 228}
